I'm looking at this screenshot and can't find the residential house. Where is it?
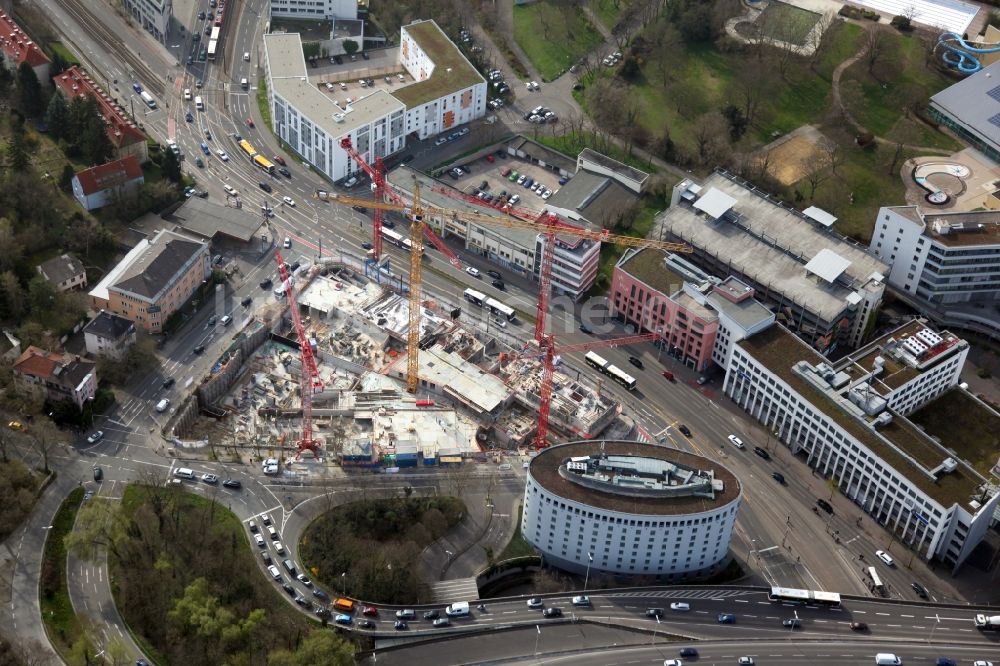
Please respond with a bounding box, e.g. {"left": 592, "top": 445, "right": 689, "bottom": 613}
{"left": 36, "top": 253, "right": 87, "bottom": 292}
{"left": 12, "top": 346, "right": 97, "bottom": 410}
{"left": 83, "top": 311, "right": 137, "bottom": 360}
{"left": 71, "top": 156, "right": 145, "bottom": 211}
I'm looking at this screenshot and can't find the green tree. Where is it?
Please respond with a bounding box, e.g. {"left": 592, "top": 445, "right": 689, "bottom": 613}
{"left": 0, "top": 271, "right": 25, "bottom": 320}
{"left": 0, "top": 53, "right": 12, "bottom": 96}
{"left": 0, "top": 219, "right": 24, "bottom": 273}
{"left": 161, "top": 145, "right": 182, "bottom": 183}
{"left": 16, "top": 63, "right": 43, "bottom": 117}
{"left": 6, "top": 126, "right": 30, "bottom": 171}
{"left": 167, "top": 578, "right": 236, "bottom": 640}
{"left": 44, "top": 93, "right": 70, "bottom": 140}
{"left": 27, "top": 275, "right": 57, "bottom": 315}
{"left": 64, "top": 499, "right": 126, "bottom": 562}
{"left": 267, "top": 630, "right": 354, "bottom": 666}
{"left": 49, "top": 49, "right": 71, "bottom": 77}
{"left": 81, "top": 111, "right": 114, "bottom": 165}
{"left": 342, "top": 39, "right": 359, "bottom": 55}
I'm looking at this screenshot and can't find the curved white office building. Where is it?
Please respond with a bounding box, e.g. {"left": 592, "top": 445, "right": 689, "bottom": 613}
{"left": 522, "top": 440, "right": 742, "bottom": 580}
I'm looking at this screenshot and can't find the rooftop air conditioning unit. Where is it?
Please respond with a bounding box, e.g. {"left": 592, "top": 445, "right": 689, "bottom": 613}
{"left": 333, "top": 113, "right": 345, "bottom": 123}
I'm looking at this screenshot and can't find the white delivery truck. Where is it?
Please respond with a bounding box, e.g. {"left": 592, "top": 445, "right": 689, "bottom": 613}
{"left": 195, "top": 96, "right": 204, "bottom": 111}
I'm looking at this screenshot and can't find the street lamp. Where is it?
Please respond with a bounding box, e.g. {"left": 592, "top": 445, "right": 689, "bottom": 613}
{"left": 583, "top": 552, "right": 593, "bottom": 592}
{"left": 340, "top": 572, "right": 347, "bottom": 596}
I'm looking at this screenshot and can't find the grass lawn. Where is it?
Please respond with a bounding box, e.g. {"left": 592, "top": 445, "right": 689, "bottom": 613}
{"left": 498, "top": 504, "right": 536, "bottom": 560}
{"left": 40, "top": 487, "right": 86, "bottom": 662}
{"left": 756, "top": 1, "right": 821, "bottom": 45}
{"left": 513, "top": 1, "right": 603, "bottom": 80}
{"left": 589, "top": 0, "right": 627, "bottom": 30}
{"left": 47, "top": 41, "right": 80, "bottom": 65}
{"left": 839, "top": 30, "right": 961, "bottom": 151}
{"left": 256, "top": 77, "right": 271, "bottom": 128}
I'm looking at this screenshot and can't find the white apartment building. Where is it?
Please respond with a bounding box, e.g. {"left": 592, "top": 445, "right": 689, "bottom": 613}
{"left": 523, "top": 441, "right": 742, "bottom": 579}
{"left": 870, "top": 206, "right": 1000, "bottom": 340}
{"left": 389, "top": 166, "right": 601, "bottom": 299}
{"left": 121, "top": 0, "right": 171, "bottom": 42}
{"left": 263, "top": 33, "right": 405, "bottom": 183}
{"left": 269, "top": 0, "right": 357, "bottom": 20}
{"left": 725, "top": 319, "right": 999, "bottom": 573}
{"left": 395, "top": 20, "right": 487, "bottom": 140}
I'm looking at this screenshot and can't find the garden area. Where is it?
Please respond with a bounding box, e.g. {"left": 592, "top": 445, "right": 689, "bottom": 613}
{"left": 299, "top": 496, "right": 465, "bottom": 604}
{"left": 513, "top": 0, "right": 604, "bottom": 80}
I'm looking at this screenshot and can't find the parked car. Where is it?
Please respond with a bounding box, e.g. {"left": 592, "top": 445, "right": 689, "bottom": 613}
{"left": 87, "top": 430, "right": 104, "bottom": 444}
{"left": 816, "top": 498, "right": 834, "bottom": 514}
{"left": 93, "top": 467, "right": 103, "bottom": 481}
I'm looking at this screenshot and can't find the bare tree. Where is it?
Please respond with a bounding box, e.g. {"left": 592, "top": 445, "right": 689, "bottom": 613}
{"left": 0, "top": 427, "right": 11, "bottom": 462}
{"left": 653, "top": 22, "right": 683, "bottom": 87}
{"left": 865, "top": 26, "right": 886, "bottom": 73}
{"left": 29, "top": 418, "right": 61, "bottom": 474}
{"left": 806, "top": 154, "right": 834, "bottom": 200}
{"left": 733, "top": 63, "right": 765, "bottom": 126}
{"left": 692, "top": 112, "right": 727, "bottom": 165}
{"left": 807, "top": 13, "right": 834, "bottom": 71}
{"left": 826, "top": 143, "right": 846, "bottom": 176}
{"left": 888, "top": 141, "right": 905, "bottom": 175}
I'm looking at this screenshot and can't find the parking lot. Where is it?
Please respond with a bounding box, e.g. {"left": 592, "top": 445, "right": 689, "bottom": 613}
{"left": 448, "top": 153, "right": 567, "bottom": 211}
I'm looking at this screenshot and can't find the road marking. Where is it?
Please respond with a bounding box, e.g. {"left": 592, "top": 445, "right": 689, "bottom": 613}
{"left": 735, "top": 599, "right": 748, "bottom": 603}
{"left": 901, "top": 614, "right": 913, "bottom": 617}
{"left": 876, "top": 612, "right": 890, "bottom": 616}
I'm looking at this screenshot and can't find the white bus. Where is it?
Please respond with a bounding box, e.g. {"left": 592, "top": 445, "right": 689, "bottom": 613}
{"left": 139, "top": 91, "right": 156, "bottom": 109}
{"left": 867, "top": 566, "right": 886, "bottom": 596}
{"left": 485, "top": 297, "right": 515, "bottom": 321}
{"left": 768, "top": 586, "right": 842, "bottom": 608}
{"left": 207, "top": 39, "right": 218, "bottom": 61}
{"left": 210, "top": 26, "right": 221, "bottom": 42}
{"left": 585, "top": 351, "right": 637, "bottom": 391}
{"left": 383, "top": 227, "right": 422, "bottom": 254}
{"left": 464, "top": 288, "right": 486, "bottom": 307}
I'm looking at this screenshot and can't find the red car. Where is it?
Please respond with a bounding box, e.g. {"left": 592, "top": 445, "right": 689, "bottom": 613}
{"left": 273, "top": 155, "right": 286, "bottom": 166}
{"left": 362, "top": 606, "right": 378, "bottom": 617}
{"left": 246, "top": 117, "right": 255, "bottom": 127}
{"left": 485, "top": 154, "right": 495, "bottom": 163}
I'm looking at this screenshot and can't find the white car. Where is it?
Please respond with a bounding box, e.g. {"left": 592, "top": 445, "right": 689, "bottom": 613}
{"left": 663, "top": 661, "right": 682, "bottom": 666}
{"left": 254, "top": 533, "right": 265, "bottom": 547}
{"left": 283, "top": 237, "right": 292, "bottom": 248}
{"left": 875, "top": 549, "right": 895, "bottom": 566}
{"left": 224, "top": 184, "right": 238, "bottom": 196}
{"left": 274, "top": 541, "right": 285, "bottom": 554}
{"left": 738, "top": 658, "right": 755, "bottom": 666}
{"left": 296, "top": 573, "right": 312, "bottom": 587}
{"left": 973, "top": 662, "right": 994, "bottom": 666}
{"left": 183, "top": 88, "right": 192, "bottom": 101}
{"left": 283, "top": 196, "right": 296, "bottom": 207}
{"left": 86, "top": 430, "right": 104, "bottom": 444}
{"left": 434, "top": 137, "right": 447, "bottom": 146}
{"left": 267, "top": 565, "right": 281, "bottom": 580}
{"left": 340, "top": 82, "right": 347, "bottom": 90}
{"left": 325, "top": 82, "right": 335, "bottom": 91}
{"left": 526, "top": 597, "right": 544, "bottom": 609}
{"left": 728, "top": 434, "right": 745, "bottom": 449}
{"left": 542, "top": 189, "right": 552, "bottom": 200}
{"left": 670, "top": 602, "right": 690, "bottom": 611}
{"left": 216, "top": 149, "right": 229, "bottom": 161}
{"left": 201, "top": 473, "right": 218, "bottom": 484}
{"left": 465, "top": 266, "right": 481, "bottom": 277}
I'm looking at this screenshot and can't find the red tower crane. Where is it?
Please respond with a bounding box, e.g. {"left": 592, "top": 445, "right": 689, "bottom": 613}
{"left": 339, "top": 139, "right": 463, "bottom": 269}
{"left": 503, "top": 333, "right": 659, "bottom": 450}
{"left": 276, "top": 251, "right": 324, "bottom": 458}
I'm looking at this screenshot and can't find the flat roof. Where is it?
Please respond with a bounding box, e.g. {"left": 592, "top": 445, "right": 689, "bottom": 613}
{"left": 506, "top": 136, "right": 578, "bottom": 173}
{"left": 847, "top": 319, "right": 967, "bottom": 393}
{"left": 393, "top": 20, "right": 484, "bottom": 108}
{"left": 545, "top": 170, "right": 638, "bottom": 228}
{"left": 578, "top": 148, "right": 648, "bottom": 186}
{"left": 803, "top": 206, "right": 837, "bottom": 227}
{"left": 909, "top": 388, "right": 1000, "bottom": 480}
{"left": 673, "top": 290, "right": 716, "bottom": 323}
{"left": 693, "top": 187, "right": 736, "bottom": 219}
{"left": 931, "top": 60, "right": 1000, "bottom": 151}
{"left": 705, "top": 286, "right": 774, "bottom": 332}
{"left": 617, "top": 248, "right": 686, "bottom": 297}
{"left": 420, "top": 344, "right": 510, "bottom": 414}
{"left": 265, "top": 33, "right": 404, "bottom": 137}
{"left": 660, "top": 171, "right": 888, "bottom": 322}
{"left": 168, "top": 196, "right": 262, "bottom": 242}
{"left": 739, "top": 325, "right": 980, "bottom": 508}
{"left": 529, "top": 440, "right": 741, "bottom": 515}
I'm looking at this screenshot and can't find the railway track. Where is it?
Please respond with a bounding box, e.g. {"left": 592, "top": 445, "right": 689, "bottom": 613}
{"left": 55, "top": 0, "right": 165, "bottom": 98}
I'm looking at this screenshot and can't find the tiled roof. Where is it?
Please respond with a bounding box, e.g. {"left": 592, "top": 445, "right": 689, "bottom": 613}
{"left": 111, "top": 230, "right": 206, "bottom": 300}
{"left": 74, "top": 155, "right": 143, "bottom": 195}
{"left": 83, "top": 311, "right": 135, "bottom": 340}
{"left": 36, "top": 253, "right": 85, "bottom": 285}
{"left": 52, "top": 67, "right": 146, "bottom": 148}
{"left": 13, "top": 345, "right": 60, "bottom": 380}
{"left": 0, "top": 11, "right": 49, "bottom": 69}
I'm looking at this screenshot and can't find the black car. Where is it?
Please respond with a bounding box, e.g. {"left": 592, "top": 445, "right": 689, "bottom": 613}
{"left": 361, "top": 242, "right": 373, "bottom": 250}
{"left": 628, "top": 356, "right": 644, "bottom": 369}
{"left": 382, "top": 219, "right": 395, "bottom": 229}
{"left": 198, "top": 10, "right": 205, "bottom": 19}
{"left": 260, "top": 278, "right": 273, "bottom": 290}
{"left": 241, "top": 296, "right": 253, "bottom": 308}
{"left": 423, "top": 609, "right": 440, "bottom": 620}
{"left": 679, "top": 424, "right": 692, "bottom": 437}
{"left": 295, "top": 596, "right": 311, "bottom": 608}
{"left": 679, "top": 648, "right": 699, "bottom": 657}
{"left": 312, "top": 589, "right": 330, "bottom": 601}
{"left": 358, "top": 619, "right": 376, "bottom": 629}
{"left": 492, "top": 279, "right": 505, "bottom": 291}
{"left": 579, "top": 324, "right": 593, "bottom": 334}
{"left": 193, "top": 345, "right": 206, "bottom": 355}
{"left": 93, "top": 467, "right": 103, "bottom": 481}
{"left": 289, "top": 262, "right": 301, "bottom": 272}
{"left": 334, "top": 55, "right": 343, "bottom": 64}
{"left": 282, "top": 583, "right": 296, "bottom": 596}
{"left": 222, "top": 479, "right": 242, "bottom": 489}
{"left": 771, "top": 472, "right": 786, "bottom": 484}
{"left": 753, "top": 446, "right": 770, "bottom": 460}
{"left": 542, "top": 607, "right": 562, "bottom": 618}
{"left": 782, "top": 618, "right": 802, "bottom": 628}
{"left": 361, "top": 52, "right": 369, "bottom": 60}
{"left": 278, "top": 167, "right": 291, "bottom": 177}
{"left": 816, "top": 498, "right": 834, "bottom": 514}
{"left": 352, "top": 205, "right": 368, "bottom": 213}
{"left": 487, "top": 269, "right": 502, "bottom": 279}
{"left": 195, "top": 190, "right": 208, "bottom": 198}
{"left": 259, "top": 182, "right": 272, "bottom": 193}
{"left": 163, "top": 377, "right": 176, "bottom": 389}
{"left": 911, "top": 582, "right": 928, "bottom": 599}
{"left": 645, "top": 608, "right": 664, "bottom": 618}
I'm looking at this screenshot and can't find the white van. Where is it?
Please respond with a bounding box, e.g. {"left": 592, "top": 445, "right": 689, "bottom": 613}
{"left": 875, "top": 655, "right": 901, "bottom": 666}
{"left": 241, "top": 78, "right": 248, "bottom": 89}
{"left": 173, "top": 467, "right": 195, "bottom": 480}
{"left": 195, "top": 96, "right": 204, "bottom": 111}
{"left": 445, "top": 601, "right": 470, "bottom": 617}
{"left": 243, "top": 51, "right": 250, "bottom": 61}
{"left": 155, "top": 398, "right": 170, "bottom": 413}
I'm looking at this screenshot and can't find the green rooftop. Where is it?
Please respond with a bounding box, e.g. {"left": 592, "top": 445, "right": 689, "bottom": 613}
{"left": 393, "top": 20, "right": 484, "bottom": 108}
{"left": 618, "top": 248, "right": 686, "bottom": 297}
{"left": 909, "top": 388, "right": 1000, "bottom": 480}
{"left": 739, "top": 325, "right": 979, "bottom": 508}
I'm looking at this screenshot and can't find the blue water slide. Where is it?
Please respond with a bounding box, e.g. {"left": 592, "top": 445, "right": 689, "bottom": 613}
{"left": 938, "top": 32, "right": 1000, "bottom": 74}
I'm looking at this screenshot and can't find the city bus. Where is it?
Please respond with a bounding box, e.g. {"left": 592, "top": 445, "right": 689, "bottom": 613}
{"left": 210, "top": 26, "right": 221, "bottom": 42}
{"left": 585, "top": 351, "right": 637, "bottom": 391}
{"left": 253, "top": 154, "right": 276, "bottom": 174}
{"left": 238, "top": 139, "right": 257, "bottom": 160}
{"left": 867, "top": 566, "right": 886, "bottom": 596}
{"left": 484, "top": 297, "right": 515, "bottom": 321}
{"left": 207, "top": 39, "right": 218, "bottom": 61}
{"left": 768, "top": 586, "right": 842, "bottom": 608}
{"left": 464, "top": 288, "right": 486, "bottom": 307}
{"left": 382, "top": 228, "right": 421, "bottom": 254}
